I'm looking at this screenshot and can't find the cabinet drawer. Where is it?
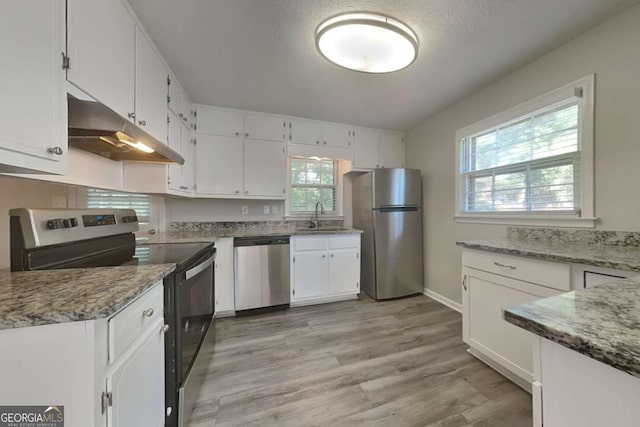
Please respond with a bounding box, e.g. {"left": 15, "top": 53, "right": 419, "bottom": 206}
{"left": 329, "top": 234, "right": 360, "bottom": 249}
{"left": 462, "top": 249, "right": 570, "bottom": 291}
{"left": 293, "top": 236, "right": 329, "bottom": 251}
{"left": 108, "top": 283, "right": 163, "bottom": 363}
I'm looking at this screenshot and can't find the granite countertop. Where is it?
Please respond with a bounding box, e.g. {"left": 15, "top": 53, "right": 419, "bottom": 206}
{"left": 136, "top": 232, "right": 218, "bottom": 244}
{"left": 154, "top": 228, "right": 363, "bottom": 241}
{"left": 0, "top": 264, "right": 175, "bottom": 330}
{"left": 457, "top": 238, "right": 640, "bottom": 271}
{"left": 504, "top": 276, "right": 640, "bottom": 378}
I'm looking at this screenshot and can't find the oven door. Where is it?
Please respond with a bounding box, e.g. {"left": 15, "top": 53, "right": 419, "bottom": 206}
{"left": 174, "top": 249, "right": 216, "bottom": 427}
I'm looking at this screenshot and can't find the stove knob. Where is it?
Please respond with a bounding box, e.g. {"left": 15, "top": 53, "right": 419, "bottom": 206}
{"left": 46, "top": 220, "right": 58, "bottom": 229}
{"left": 63, "top": 219, "right": 71, "bottom": 228}
{"left": 70, "top": 218, "right": 78, "bottom": 227}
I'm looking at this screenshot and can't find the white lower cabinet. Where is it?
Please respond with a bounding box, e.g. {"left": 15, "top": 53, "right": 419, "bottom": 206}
{"left": 214, "top": 238, "right": 235, "bottom": 315}
{"left": 291, "top": 234, "right": 361, "bottom": 305}
{"left": 0, "top": 282, "right": 166, "bottom": 427}
{"left": 461, "top": 249, "right": 568, "bottom": 389}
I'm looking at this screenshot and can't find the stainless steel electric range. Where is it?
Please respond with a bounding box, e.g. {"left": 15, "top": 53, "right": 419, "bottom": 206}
{"left": 9, "top": 208, "right": 215, "bottom": 427}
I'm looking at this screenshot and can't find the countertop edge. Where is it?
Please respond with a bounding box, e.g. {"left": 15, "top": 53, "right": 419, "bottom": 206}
{"left": 503, "top": 307, "right": 640, "bottom": 379}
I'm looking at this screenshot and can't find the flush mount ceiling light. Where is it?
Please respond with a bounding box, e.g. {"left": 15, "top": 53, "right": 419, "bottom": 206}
{"left": 315, "top": 12, "right": 418, "bottom": 73}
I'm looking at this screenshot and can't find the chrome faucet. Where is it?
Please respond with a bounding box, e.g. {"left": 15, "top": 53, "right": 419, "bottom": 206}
{"left": 309, "top": 201, "right": 326, "bottom": 229}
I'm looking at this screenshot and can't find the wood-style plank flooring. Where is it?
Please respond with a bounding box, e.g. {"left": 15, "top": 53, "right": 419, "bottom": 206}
{"left": 187, "top": 295, "right": 532, "bottom": 426}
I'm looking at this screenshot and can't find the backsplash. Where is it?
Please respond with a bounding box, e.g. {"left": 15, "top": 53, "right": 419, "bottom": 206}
{"left": 507, "top": 227, "right": 640, "bottom": 247}
{"left": 170, "top": 220, "right": 344, "bottom": 233}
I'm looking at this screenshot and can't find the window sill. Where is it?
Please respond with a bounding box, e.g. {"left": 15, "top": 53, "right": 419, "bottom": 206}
{"left": 454, "top": 214, "right": 598, "bottom": 228}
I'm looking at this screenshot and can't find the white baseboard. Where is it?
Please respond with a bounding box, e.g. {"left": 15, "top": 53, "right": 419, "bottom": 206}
{"left": 423, "top": 288, "right": 462, "bottom": 313}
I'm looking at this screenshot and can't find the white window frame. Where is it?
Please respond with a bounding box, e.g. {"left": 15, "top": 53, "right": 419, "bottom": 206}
{"left": 454, "top": 75, "right": 596, "bottom": 228}
{"left": 285, "top": 157, "right": 344, "bottom": 219}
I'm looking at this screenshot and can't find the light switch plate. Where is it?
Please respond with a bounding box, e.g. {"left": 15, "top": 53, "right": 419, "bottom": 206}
{"left": 241, "top": 205, "right": 249, "bottom": 215}
{"left": 263, "top": 205, "right": 270, "bottom": 215}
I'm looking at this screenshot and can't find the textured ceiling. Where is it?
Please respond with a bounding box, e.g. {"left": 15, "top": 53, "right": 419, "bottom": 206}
{"left": 128, "top": 0, "right": 638, "bottom": 131}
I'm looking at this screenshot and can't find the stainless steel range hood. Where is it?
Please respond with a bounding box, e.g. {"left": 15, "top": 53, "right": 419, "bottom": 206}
{"left": 67, "top": 95, "right": 184, "bottom": 165}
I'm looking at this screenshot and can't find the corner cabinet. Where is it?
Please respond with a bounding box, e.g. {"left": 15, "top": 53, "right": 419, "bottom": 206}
{"left": 0, "top": 282, "right": 166, "bottom": 427}
{"left": 0, "top": 0, "right": 68, "bottom": 174}
{"left": 461, "top": 249, "right": 569, "bottom": 389}
{"left": 352, "top": 129, "right": 405, "bottom": 170}
{"left": 291, "top": 234, "right": 361, "bottom": 306}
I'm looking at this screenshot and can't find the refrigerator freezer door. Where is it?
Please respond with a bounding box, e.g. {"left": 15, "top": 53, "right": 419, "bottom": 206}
{"left": 373, "top": 168, "right": 422, "bottom": 208}
{"left": 373, "top": 208, "right": 424, "bottom": 299}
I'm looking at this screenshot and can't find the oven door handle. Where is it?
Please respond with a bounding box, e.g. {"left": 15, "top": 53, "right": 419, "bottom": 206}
{"left": 184, "top": 256, "right": 214, "bottom": 280}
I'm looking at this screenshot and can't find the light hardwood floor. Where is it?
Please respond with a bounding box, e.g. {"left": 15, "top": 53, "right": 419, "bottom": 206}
{"left": 187, "top": 294, "right": 532, "bottom": 426}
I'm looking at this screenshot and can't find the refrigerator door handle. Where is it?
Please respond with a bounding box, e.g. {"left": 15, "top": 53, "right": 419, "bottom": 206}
{"left": 377, "top": 206, "right": 419, "bottom": 213}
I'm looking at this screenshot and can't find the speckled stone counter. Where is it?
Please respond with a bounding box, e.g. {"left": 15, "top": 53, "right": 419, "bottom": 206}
{"left": 164, "top": 222, "right": 362, "bottom": 241}
{"left": 136, "top": 233, "right": 218, "bottom": 244}
{"left": 504, "top": 276, "right": 640, "bottom": 378}
{"left": 456, "top": 238, "right": 640, "bottom": 271}
{"left": 0, "top": 264, "right": 175, "bottom": 330}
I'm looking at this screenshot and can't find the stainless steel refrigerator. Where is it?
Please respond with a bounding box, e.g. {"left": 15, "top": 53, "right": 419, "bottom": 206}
{"left": 352, "top": 168, "right": 424, "bottom": 300}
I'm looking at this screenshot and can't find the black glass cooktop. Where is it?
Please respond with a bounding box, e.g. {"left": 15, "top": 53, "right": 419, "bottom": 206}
{"left": 125, "top": 242, "right": 215, "bottom": 269}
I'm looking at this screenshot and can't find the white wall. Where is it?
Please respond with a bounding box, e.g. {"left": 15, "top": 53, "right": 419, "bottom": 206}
{"left": 0, "top": 176, "right": 74, "bottom": 268}
{"left": 406, "top": 4, "right": 640, "bottom": 303}
{"left": 166, "top": 198, "right": 286, "bottom": 223}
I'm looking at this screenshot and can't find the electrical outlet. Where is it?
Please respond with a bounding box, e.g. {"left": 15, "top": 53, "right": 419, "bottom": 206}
{"left": 52, "top": 196, "right": 67, "bottom": 208}
{"left": 241, "top": 205, "right": 249, "bottom": 215}
{"left": 263, "top": 205, "right": 270, "bottom": 215}
{"left": 272, "top": 205, "right": 279, "bottom": 214}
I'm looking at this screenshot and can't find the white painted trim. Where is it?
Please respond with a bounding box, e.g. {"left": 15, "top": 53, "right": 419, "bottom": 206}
{"left": 454, "top": 215, "right": 598, "bottom": 228}
{"left": 454, "top": 74, "right": 596, "bottom": 225}
{"left": 291, "top": 293, "right": 357, "bottom": 307}
{"left": 423, "top": 288, "right": 462, "bottom": 313}
{"left": 214, "top": 310, "right": 236, "bottom": 318}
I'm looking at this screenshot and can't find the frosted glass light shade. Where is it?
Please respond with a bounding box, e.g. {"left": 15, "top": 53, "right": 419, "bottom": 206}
{"left": 315, "top": 13, "right": 418, "bottom": 73}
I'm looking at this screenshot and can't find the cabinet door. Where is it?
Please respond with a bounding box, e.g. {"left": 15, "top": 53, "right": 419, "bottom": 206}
{"left": 196, "top": 106, "right": 243, "bottom": 137}
{"left": 181, "top": 126, "right": 194, "bottom": 193}
{"left": 293, "top": 252, "right": 328, "bottom": 300}
{"left": 243, "top": 113, "right": 287, "bottom": 142}
{"left": 463, "top": 268, "right": 559, "bottom": 383}
{"left": 329, "top": 249, "right": 360, "bottom": 295}
{"left": 67, "top": 0, "right": 135, "bottom": 120}
{"left": 167, "top": 74, "right": 183, "bottom": 117}
{"left": 214, "top": 238, "right": 235, "bottom": 313}
{"left": 322, "top": 123, "right": 351, "bottom": 149}
{"left": 135, "top": 28, "right": 169, "bottom": 144}
{"left": 379, "top": 131, "right": 404, "bottom": 168}
{"left": 243, "top": 141, "right": 286, "bottom": 198}
{"left": 182, "top": 91, "right": 193, "bottom": 129}
{"left": 353, "top": 129, "right": 380, "bottom": 169}
{"left": 0, "top": 0, "right": 67, "bottom": 174}
{"left": 195, "top": 135, "right": 243, "bottom": 195}
{"left": 107, "top": 321, "right": 165, "bottom": 427}
{"left": 167, "top": 112, "right": 182, "bottom": 191}
{"left": 289, "top": 118, "right": 322, "bottom": 146}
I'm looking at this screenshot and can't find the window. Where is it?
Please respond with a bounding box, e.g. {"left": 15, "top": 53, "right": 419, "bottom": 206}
{"left": 86, "top": 188, "right": 153, "bottom": 222}
{"left": 455, "top": 75, "right": 595, "bottom": 227}
{"left": 290, "top": 158, "right": 338, "bottom": 213}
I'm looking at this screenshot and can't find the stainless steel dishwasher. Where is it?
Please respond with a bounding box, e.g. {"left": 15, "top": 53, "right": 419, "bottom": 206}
{"left": 234, "top": 235, "right": 290, "bottom": 312}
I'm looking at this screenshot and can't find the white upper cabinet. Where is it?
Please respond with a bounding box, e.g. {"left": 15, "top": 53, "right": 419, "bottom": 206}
{"left": 196, "top": 106, "right": 286, "bottom": 142}
{"left": 167, "top": 112, "right": 182, "bottom": 191}
{"left": 244, "top": 112, "right": 288, "bottom": 142}
{"left": 168, "top": 75, "right": 194, "bottom": 129}
{"left": 322, "top": 123, "right": 351, "bottom": 149}
{"left": 244, "top": 141, "right": 286, "bottom": 197}
{"left": 0, "top": 0, "right": 67, "bottom": 174}
{"left": 195, "top": 135, "right": 244, "bottom": 195}
{"left": 353, "top": 128, "right": 380, "bottom": 169}
{"left": 353, "top": 128, "right": 405, "bottom": 170}
{"left": 66, "top": 0, "right": 135, "bottom": 120}
{"left": 289, "top": 118, "right": 323, "bottom": 146}
{"left": 196, "top": 106, "right": 244, "bottom": 137}
{"left": 379, "top": 131, "right": 405, "bottom": 168}
{"left": 135, "top": 28, "right": 169, "bottom": 144}
{"left": 181, "top": 126, "right": 195, "bottom": 192}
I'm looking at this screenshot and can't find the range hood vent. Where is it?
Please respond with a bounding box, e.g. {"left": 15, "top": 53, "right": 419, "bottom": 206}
{"left": 67, "top": 95, "right": 184, "bottom": 165}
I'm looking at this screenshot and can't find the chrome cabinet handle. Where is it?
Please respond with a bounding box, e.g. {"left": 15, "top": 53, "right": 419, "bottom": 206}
{"left": 143, "top": 308, "right": 154, "bottom": 317}
{"left": 179, "top": 113, "right": 184, "bottom": 118}
{"left": 462, "top": 275, "right": 467, "bottom": 291}
{"left": 322, "top": 254, "right": 326, "bottom": 258}
{"left": 330, "top": 254, "right": 334, "bottom": 258}
{"left": 323, "top": 141, "right": 327, "bottom": 145}
{"left": 128, "top": 112, "right": 136, "bottom": 119}
{"left": 494, "top": 262, "right": 517, "bottom": 270}
{"left": 235, "top": 132, "right": 240, "bottom": 136}
{"left": 245, "top": 132, "right": 249, "bottom": 137}
{"left": 316, "top": 140, "right": 320, "bottom": 144}
{"left": 235, "top": 190, "right": 240, "bottom": 194}
{"left": 138, "top": 120, "right": 147, "bottom": 126}
{"left": 47, "top": 146, "right": 64, "bottom": 155}
{"left": 161, "top": 324, "right": 170, "bottom": 333}
{"left": 245, "top": 190, "right": 249, "bottom": 194}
